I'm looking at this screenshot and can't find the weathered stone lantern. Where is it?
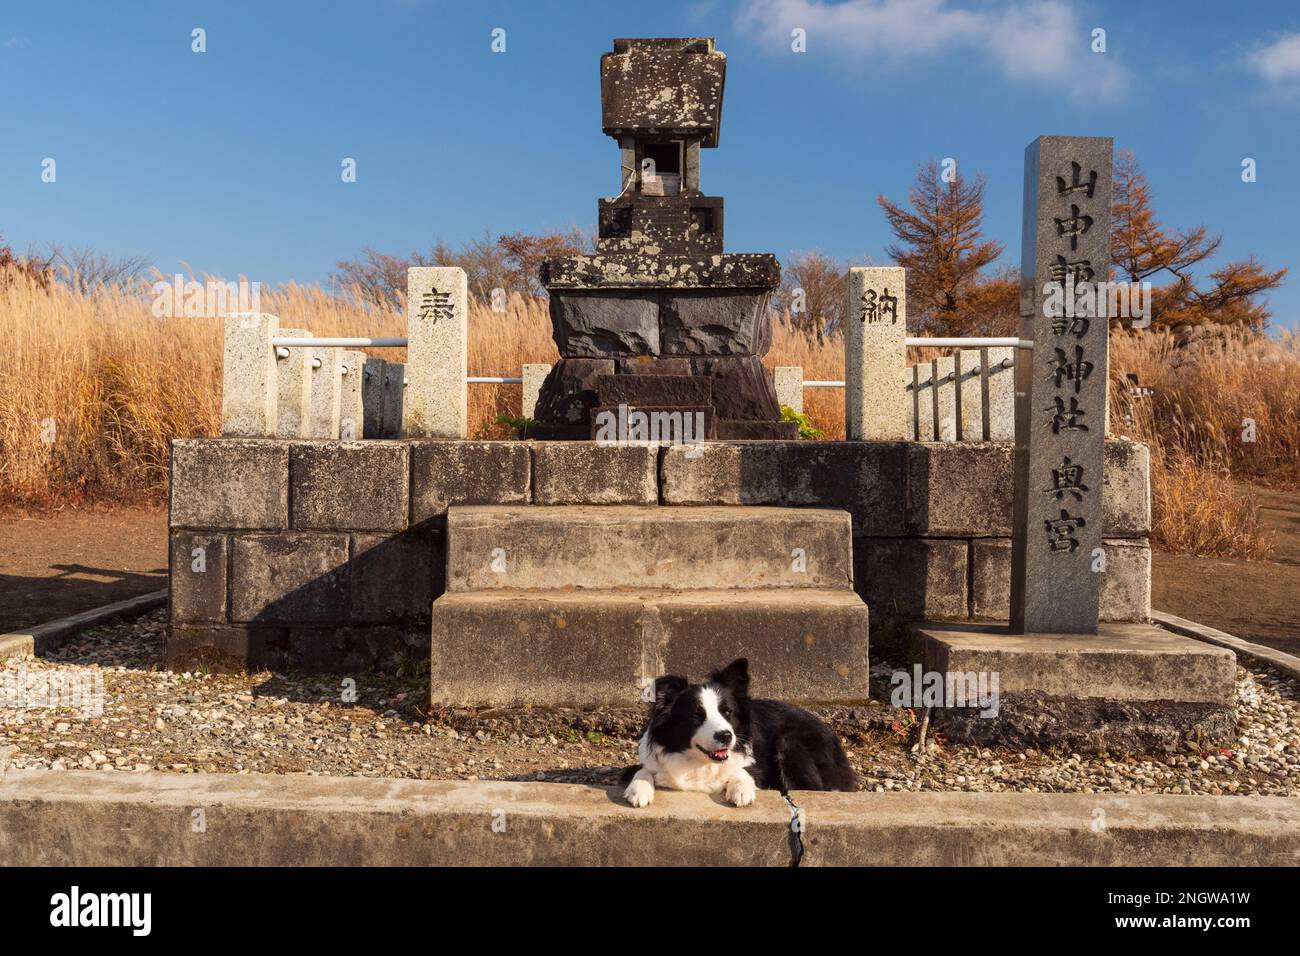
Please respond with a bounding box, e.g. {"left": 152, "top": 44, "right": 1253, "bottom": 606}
{"left": 532, "top": 37, "right": 797, "bottom": 440}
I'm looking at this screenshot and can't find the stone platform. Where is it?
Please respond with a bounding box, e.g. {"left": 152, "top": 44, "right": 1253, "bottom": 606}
{"left": 910, "top": 622, "right": 1237, "bottom": 752}
{"left": 431, "top": 503, "right": 870, "bottom": 706}
{"left": 165, "top": 437, "right": 1154, "bottom": 673}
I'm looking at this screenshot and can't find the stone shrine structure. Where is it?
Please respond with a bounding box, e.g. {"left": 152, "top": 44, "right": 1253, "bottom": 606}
{"left": 531, "top": 38, "right": 798, "bottom": 440}
{"left": 192, "top": 41, "right": 1237, "bottom": 755}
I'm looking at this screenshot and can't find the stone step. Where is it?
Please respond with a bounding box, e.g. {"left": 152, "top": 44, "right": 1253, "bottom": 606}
{"left": 429, "top": 588, "right": 869, "bottom": 707}
{"left": 910, "top": 622, "right": 1237, "bottom": 751}
{"left": 445, "top": 505, "right": 853, "bottom": 592}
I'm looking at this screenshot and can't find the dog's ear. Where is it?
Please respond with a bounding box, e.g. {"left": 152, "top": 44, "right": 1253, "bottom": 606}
{"left": 649, "top": 675, "right": 687, "bottom": 706}
{"left": 710, "top": 658, "right": 750, "bottom": 697}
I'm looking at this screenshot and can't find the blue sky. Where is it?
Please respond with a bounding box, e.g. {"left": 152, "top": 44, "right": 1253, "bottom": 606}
{"left": 4, "top": 0, "right": 1299, "bottom": 328}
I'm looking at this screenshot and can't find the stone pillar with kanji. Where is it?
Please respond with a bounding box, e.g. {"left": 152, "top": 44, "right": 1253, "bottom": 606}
{"left": 404, "top": 266, "right": 468, "bottom": 439}
{"left": 1010, "top": 136, "right": 1113, "bottom": 634}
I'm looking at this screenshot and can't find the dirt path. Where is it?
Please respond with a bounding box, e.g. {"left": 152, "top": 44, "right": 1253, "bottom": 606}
{"left": 1152, "top": 486, "right": 1300, "bottom": 657}
{"left": 0, "top": 506, "right": 167, "bottom": 633}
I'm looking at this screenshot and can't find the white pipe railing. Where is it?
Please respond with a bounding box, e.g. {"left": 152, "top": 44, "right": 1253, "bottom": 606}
{"left": 905, "top": 337, "right": 1033, "bottom": 350}
{"left": 272, "top": 336, "right": 408, "bottom": 348}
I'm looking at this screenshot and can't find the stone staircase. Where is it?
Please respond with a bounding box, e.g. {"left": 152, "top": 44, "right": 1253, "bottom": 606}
{"left": 429, "top": 505, "right": 869, "bottom": 707}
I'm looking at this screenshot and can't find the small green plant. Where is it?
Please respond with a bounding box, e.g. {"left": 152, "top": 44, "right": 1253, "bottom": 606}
{"left": 396, "top": 657, "right": 431, "bottom": 679}
{"left": 780, "top": 404, "right": 823, "bottom": 439}
{"left": 495, "top": 413, "right": 536, "bottom": 439}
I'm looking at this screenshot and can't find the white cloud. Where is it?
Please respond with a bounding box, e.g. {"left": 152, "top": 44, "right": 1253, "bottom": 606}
{"left": 1248, "top": 31, "right": 1300, "bottom": 82}
{"left": 733, "top": 0, "right": 1128, "bottom": 98}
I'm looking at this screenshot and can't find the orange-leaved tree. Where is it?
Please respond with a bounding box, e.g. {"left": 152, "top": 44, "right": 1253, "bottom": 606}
{"left": 1111, "top": 151, "right": 1286, "bottom": 330}
{"left": 877, "top": 161, "right": 1013, "bottom": 336}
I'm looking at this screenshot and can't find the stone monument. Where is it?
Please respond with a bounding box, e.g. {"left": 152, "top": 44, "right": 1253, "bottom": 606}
{"left": 531, "top": 38, "right": 798, "bottom": 440}
{"left": 1010, "top": 136, "right": 1113, "bottom": 634}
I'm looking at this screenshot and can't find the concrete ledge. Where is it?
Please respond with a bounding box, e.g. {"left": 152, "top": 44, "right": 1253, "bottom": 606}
{"left": 794, "top": 790, "right": 1300, "bottom": 866}
{"left": 1153, "top": 610, "right": 1300, "bottom": 683}
{"left": 0, "top": 770, "right": 792, "bottom": 867}
{"left": 2, "top": 770, "right": 1296, "bottom": 866}
{"left": 0, "top": 590, "right": 169, "bottom": 662}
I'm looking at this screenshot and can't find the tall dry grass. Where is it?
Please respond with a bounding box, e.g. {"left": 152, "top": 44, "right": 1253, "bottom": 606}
{"left": 0, "top": 274, "right": 566, "bottom": 507}
{"left": 2, "top": 274, "right": 220, "bottom": 507}
{"left": 1107, "top": 328, "right": 1299, "bottom": 559}
{"left": 765, "top": 324, "right": 845, "bottom": 438}
{"left": 3, "top": 270, "right": 1295, "bottom": 565}
{"left": 1108, "top": 328, "right": 1300, "bottom": 485}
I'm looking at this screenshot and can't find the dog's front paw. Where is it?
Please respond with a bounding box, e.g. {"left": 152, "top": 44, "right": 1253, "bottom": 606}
{"left": 725, "top": 773, "right": 756, "bottom": 807}
{"left": 624, "top": 777, "right": 655, "bottom": 808}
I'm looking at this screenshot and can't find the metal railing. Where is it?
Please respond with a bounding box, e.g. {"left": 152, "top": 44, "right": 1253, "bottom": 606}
{"left": 270, "top": 339, "right": 522, "bottom": 384}
{"left": 904, "top": 336, "right": 1033, "bottom": 350}
{"left": 795, "top": 337, "right": 1030, "bottom": 391}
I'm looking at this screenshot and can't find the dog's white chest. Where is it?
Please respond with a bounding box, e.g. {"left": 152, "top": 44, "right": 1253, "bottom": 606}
{"left": 640, "top": 738, "right": 754, "bottom": 795}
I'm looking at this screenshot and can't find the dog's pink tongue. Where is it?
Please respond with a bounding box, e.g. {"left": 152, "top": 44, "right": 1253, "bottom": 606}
{"left": 713, "top": 749, "right": 729, "bottom": 759}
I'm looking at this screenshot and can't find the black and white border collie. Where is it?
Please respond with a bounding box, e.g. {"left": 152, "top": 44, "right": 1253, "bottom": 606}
{"left": 622, "top": 658, "right": 858, "bottom": 807}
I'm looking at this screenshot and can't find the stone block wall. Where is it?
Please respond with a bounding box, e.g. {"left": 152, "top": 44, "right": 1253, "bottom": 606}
{"left": 168, "top": 437, "right": 1151, "bottom": 671}
{"left": 168, "top": 439, "right": 526, "bottom": 672}
{"left": 660, "top": 439, "right": 1151, "bottom": 627}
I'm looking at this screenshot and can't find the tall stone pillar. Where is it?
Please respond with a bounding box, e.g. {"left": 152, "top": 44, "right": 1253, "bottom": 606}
{"left": 522, "top": 363, "right": 552, "bottom": 420}
{"left": 1010, "top": 136, "right": 1113, "bottom": 634}
{"left": 773, "top": 366, "right": 803, "bottom": 414}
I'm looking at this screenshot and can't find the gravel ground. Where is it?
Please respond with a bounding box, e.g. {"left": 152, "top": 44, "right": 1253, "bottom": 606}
{"left": 2, "top": 608, "right": 1298, "bottom": 797}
